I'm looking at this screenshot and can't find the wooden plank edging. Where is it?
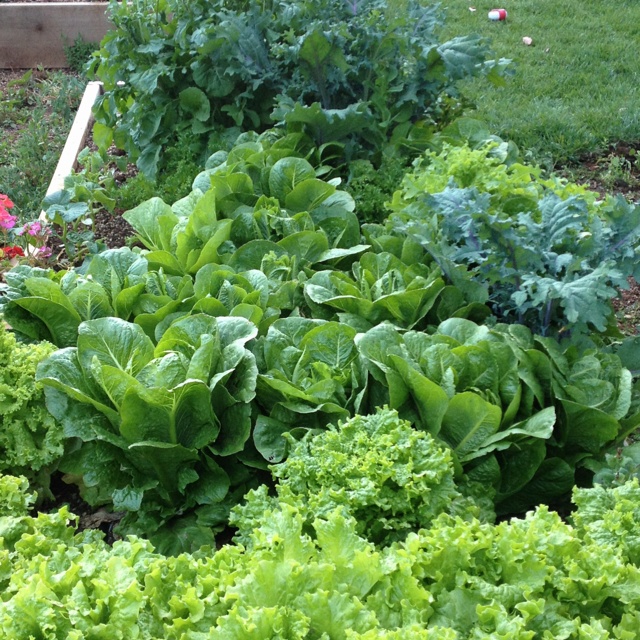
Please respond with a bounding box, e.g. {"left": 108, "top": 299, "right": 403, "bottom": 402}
{"left": 41, "top": 81, "right": 103, "bottom": 219}
{"left": 0, "top": 3, "right": 111, "bottom": 69}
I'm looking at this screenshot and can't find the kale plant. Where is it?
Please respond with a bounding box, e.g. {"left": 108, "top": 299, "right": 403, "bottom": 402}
{"left": 390, "top": 143, "right": 640, "bottom": 338}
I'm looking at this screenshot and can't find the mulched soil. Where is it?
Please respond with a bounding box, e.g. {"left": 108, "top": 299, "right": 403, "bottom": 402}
{"left": 91, "top": 147, "right": 139, "bottom": 248}
{"left": 93, "top": 207, "right": 136, "bottom": 248}
{"left": 0, "top": 69, "right": 24, "bottom": 88}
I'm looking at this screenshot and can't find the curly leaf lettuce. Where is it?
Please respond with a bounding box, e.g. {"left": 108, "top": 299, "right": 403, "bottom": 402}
{"left": 5, "top": 473, "right": 640, "bottom": 638}
{"left": 0, "top": 323, "right": 62, "bottom": 486}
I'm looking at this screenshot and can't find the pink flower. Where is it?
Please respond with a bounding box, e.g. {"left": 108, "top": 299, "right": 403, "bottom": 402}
{"left": 18, "top": 221, "right": 42, "bottom": 236}
{"left": 27, "top": 221, "right": 42, "bottom": 236}
{"left": 0, "top": 211, "right": 17, "bottom": 230}
{"left": 36, "top": 246, "right": 52, "bottom": 259}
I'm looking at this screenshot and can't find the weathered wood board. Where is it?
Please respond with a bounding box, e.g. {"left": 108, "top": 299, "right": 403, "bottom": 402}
{"left": 44, "top": 81, "right": 103, "bottom": 203}
{"left": 0, "top": 3, "right": 111, "bottom": 68}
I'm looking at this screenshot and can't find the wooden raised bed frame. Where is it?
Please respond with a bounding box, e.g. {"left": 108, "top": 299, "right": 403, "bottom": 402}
{"left": 0, "top": 2, "right": 111, "bottom": 69}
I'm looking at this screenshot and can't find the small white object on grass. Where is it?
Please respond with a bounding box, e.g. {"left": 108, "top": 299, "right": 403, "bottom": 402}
{"left": 488, "top": 8, "right": 507, "bottom": 20}
{"left": 522, "top": 36, "right": 533, "bottom": 46}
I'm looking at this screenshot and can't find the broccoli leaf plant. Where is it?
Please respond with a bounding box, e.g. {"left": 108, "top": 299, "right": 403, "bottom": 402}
{"left": 90, "top": 0, "right": 509, "bottom": 177}
{"left": 356, "top": 318, "right": 640, "bottom": 515}
{"left": 35, "top": 314, "right": 265, "bottom": 552}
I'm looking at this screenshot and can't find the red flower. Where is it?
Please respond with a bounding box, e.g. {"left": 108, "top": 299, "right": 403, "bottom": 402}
{"left": 1, "top": 246, "right": 25, "bottom": 259}
{"left": 0, "top": 194, "right": 14, "bottom": 210}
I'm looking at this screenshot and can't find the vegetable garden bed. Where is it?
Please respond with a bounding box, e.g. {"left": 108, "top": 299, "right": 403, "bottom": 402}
{"left": 4, "top": 1, "right": 640, "bottom": 637}
{"left": 0, "top": 2, "right": 110, "bottom": 68}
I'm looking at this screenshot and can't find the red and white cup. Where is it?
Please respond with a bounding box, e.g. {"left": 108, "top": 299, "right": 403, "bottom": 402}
{"left": 488, "top": 8, "right": 507, "bottom": 20}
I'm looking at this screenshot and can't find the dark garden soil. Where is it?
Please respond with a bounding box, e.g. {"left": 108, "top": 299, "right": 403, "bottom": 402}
{"left": 558, "top": 141, "right": 640, "bottom": 203}
{"left": 93, "top": 207, "right": 136, "bottom": 249}
{"left": 40, "top": 472, "right": 124, "bottom": 542}
{"left": 91, "top": 147, "right": 139, "bottom": 248}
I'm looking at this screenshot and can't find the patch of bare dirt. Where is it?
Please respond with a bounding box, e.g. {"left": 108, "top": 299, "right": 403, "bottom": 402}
{"left": 0, "top": 69, "right": 23, "bottom": 90}
{"left": 559, "top": 142, "right": 640, "bottom": 203}
{"left": 90, "top": 145, "right": 140, "bottom": 250}
{"left": 93, "top": 207, "right": 136, "bottom": 249}
{"left": 613, "top": 278, "right": 640, "bottom": 336}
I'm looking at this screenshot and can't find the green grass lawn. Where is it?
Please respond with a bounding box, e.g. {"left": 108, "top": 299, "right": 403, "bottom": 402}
{"left": 440, "top": 0, "right": 640, "bottom": 167}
